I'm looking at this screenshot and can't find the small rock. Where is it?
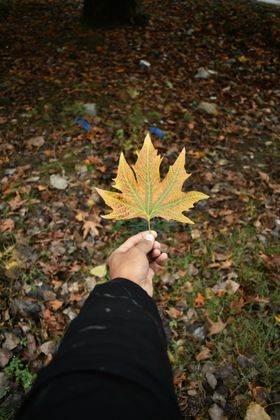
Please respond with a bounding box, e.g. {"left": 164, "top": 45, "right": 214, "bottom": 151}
{"left": 63, "top": 307, "right": 77, "bottom": 321}
{"left": 195, "top": 67, "right": 211, "bottom": 79}
{"left": 182, "top": 308, "right": 198, "bottom": 324}
{"left": 85, "top": 277, "right": 96, "bottom": 292}
{"left": 213, "top": 391, "right": 227, "bottom": 407}
{"left": 83, "top": 103, "right": 97, "bottom": 117}
{"left": 139, "top": 59, "right": 151, "bottom": 69}
{"left": 4, "top": 168, "right": 17, "bottom": 176}
{"left": 3, "top": 332, "right": 20, "bottom": 351}
{"left": 68, "top": 281, "right": 80, "bottom": 293}
{"left": 50, "top": 174, "right": 68, "bottom": 190}
{"left": 202, "top": 362, "right": 215, "bottom": 375}
{"left": 206, "top": 372, "right": 218, "bottom": 390}
{"left": 188, "top": 325, "right": 206, "bottom": 341}
{"left": 40, "top": 341, "right": 57, "bottom": 355}
{"left": 187, "top": 389, "right": 197, "bottom": 396}
{"left": 26, "top": 136, "right": 45, "bottom": 149}
{"left": 161, "top": 272, "right": 173, "bottom": 285}
{"left": 0, "top": 348, "right": 12, "bottom": 368}
{"left": 208, "top": 403, "right": 227, "bottom": 420}
{"left": 198, "top": 101, "right": 218, "bottom": 116}
{"left": 12, "top": 298, "right": 42, "bottom": 318}
{"left": 75, "top": 164, "right": 88, "bottom": 176}
{"left": 42, "top": 290, "right": 56, "bottom": 301}
{"left": 215, "top": 363, "right": 234, "bottom": 380}
{"left": 237, "top": 354, "right": 256, "bottom": 368}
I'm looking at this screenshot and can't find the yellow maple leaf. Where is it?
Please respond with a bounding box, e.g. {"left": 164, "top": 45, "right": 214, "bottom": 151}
{"left": 96, "top": 134, "right": 208, "bottom": 230}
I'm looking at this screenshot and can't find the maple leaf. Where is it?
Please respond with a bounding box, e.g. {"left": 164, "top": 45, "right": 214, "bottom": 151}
{"left": 205, "top": 313, "right": 229, "bottom": 336}
{"left": 82, "top": 220, "right": 101, "bottom": 239}
{"left": 96, "top": 134, "right": 208, "bottom": 229}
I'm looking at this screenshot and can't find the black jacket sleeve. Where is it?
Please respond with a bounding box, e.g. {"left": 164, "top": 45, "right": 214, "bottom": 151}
{"left": 16, "top": 278, "right": 181, "bottom": 420}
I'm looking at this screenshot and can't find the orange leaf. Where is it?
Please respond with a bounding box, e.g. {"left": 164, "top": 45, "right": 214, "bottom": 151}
{"left": 194, "top": 292, "right": 205, "bottom": 307}
{"left": 48, "top": 300, "right": 63, "bottom": 311}
{"left": 166, "top": 307, "right": 183, "bottom": 319}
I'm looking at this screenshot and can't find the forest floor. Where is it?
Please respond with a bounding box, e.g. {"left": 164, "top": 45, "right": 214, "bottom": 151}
{"left": 0, "top": 0, "right": 280, "bottom": 418}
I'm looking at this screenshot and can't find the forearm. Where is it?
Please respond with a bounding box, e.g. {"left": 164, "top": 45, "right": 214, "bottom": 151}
{"left": 16, "top": 279, "right": 181, "bottom": 420}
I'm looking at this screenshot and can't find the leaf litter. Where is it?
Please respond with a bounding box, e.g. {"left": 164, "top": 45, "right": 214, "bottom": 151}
{"left": 0, "top": 0, "right": 279, "bottom": 418}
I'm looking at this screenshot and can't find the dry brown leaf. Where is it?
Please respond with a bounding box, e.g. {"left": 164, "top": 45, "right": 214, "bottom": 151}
{"left": 196, "top": 346, "right": 212, "bottom": 361}
{"left": 206, "top": 313, "right": 228, "bottom": 336}
{"left": 8, "top": 194, "right": 27, "bottom": 211}
{"left": 82, "top": 220, "right": 101, "bottom": 239}
{"left": 212, "top": 279, "right": 240, "bottom": 296}
{"left": 0, "top": 218, "right": 15, "bottom": 233}
{"left": 75, "top": 211, "right": 88, "bottom": 222}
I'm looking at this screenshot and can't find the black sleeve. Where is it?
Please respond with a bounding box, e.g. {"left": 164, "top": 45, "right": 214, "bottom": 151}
{"left": 16, "top": 278, "right": 181, "bottom": 420}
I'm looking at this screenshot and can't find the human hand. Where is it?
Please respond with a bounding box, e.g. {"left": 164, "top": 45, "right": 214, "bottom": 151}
{"left": 108, "top": 231, "right": 168, "bottom": 297}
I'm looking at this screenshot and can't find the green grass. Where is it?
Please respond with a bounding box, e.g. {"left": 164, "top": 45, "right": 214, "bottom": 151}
{"left": 155, "top": 224, "right": 280, "bottom": 417}
{"left": 4, "top": 357, "right": 35, "bottom": 392}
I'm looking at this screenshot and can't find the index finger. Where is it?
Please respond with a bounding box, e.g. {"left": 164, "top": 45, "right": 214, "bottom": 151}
{"left": 116, "top": 230, "right": 157, "bottom": 253}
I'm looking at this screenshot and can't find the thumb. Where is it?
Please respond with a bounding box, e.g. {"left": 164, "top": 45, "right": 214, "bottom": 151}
{"left": 135, "top": 233, "right": 155, "bottom": 254}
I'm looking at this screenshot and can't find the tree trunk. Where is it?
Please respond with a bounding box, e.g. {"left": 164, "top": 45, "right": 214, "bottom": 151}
{"left": 83, "top": 0, "right": 147, "bottom": 26}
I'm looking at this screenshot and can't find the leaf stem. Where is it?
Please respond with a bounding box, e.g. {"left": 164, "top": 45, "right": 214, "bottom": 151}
{"left": 148, "top": 219, "right": 151, "bottom": 233}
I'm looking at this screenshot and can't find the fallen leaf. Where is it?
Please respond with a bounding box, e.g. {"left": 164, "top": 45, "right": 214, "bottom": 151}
{"left": 8, "top": 194, "right": 27, "bottom": 211}
{"left": 173, "top": 370, "right": 186, "bottom": 387}
{"left": 75, "top": 211, "right": 88, "bottom": 222}
{"left": 37, "top": 185, "right": 47, "bottom": 191}
{"left": 238, "top": 55, "right": 250, "bottom": 63}
{"left": 191, "top": 229, "right": 201, "bottom": 239}
{"left": 206, "top": 313, "right": 228, "bottom": 336}
{"left": 196, "top": 346, "right": 212, "bottom": 361}
{"left": 0, "top": 219, "right": 15, "bottom": 233}
{"left": 26, "top": 135, "right": 45, "bottom": 149}
{"left": 48, "top": 300, "right": 63, "bottom": 311}
{"left": 40, "top": 340, "right": 57, "bottom": 355}
{"left": 3, "top": 332, "right": 20, "bottom": 350}
{"left": 82, "top": 219, "right": 101, "bottom": 239}
{"left": 90, "top": 264, "right": 107, "bottom": 278}
{"left": 212, "top": 279, "right": 240, "bottom": 296}
{"left": 0, "top": 116, "right": 8, "bottom": 124}
{"left": 194, "top": 292, "right": 206, "bottom": 307}
{"left": 258, "top": 171, "right": 270, "bottom": 183}
{"left": 0, "top": 348, "right": 12, "bottom": 368}
{"left": 244, "top": 402, "right": 271, "bottom": 420}
{"left": 96, "top": 134, "right": 208, "bottom": 228}
{"left": 166, "top": 307, "right": 183, "bottom": 319}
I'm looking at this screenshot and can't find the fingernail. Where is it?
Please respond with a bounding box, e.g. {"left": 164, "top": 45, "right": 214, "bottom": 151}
{"left": 145, "top": 233, "right": 154, "bottom": 241}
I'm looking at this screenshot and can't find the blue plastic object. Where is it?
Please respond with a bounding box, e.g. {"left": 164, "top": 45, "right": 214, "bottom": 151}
{"left": 148, "top": 126, "right": 166, "bottom": 139}
{"left": 74, "top": 117, "right": 92, "bottom": 132}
